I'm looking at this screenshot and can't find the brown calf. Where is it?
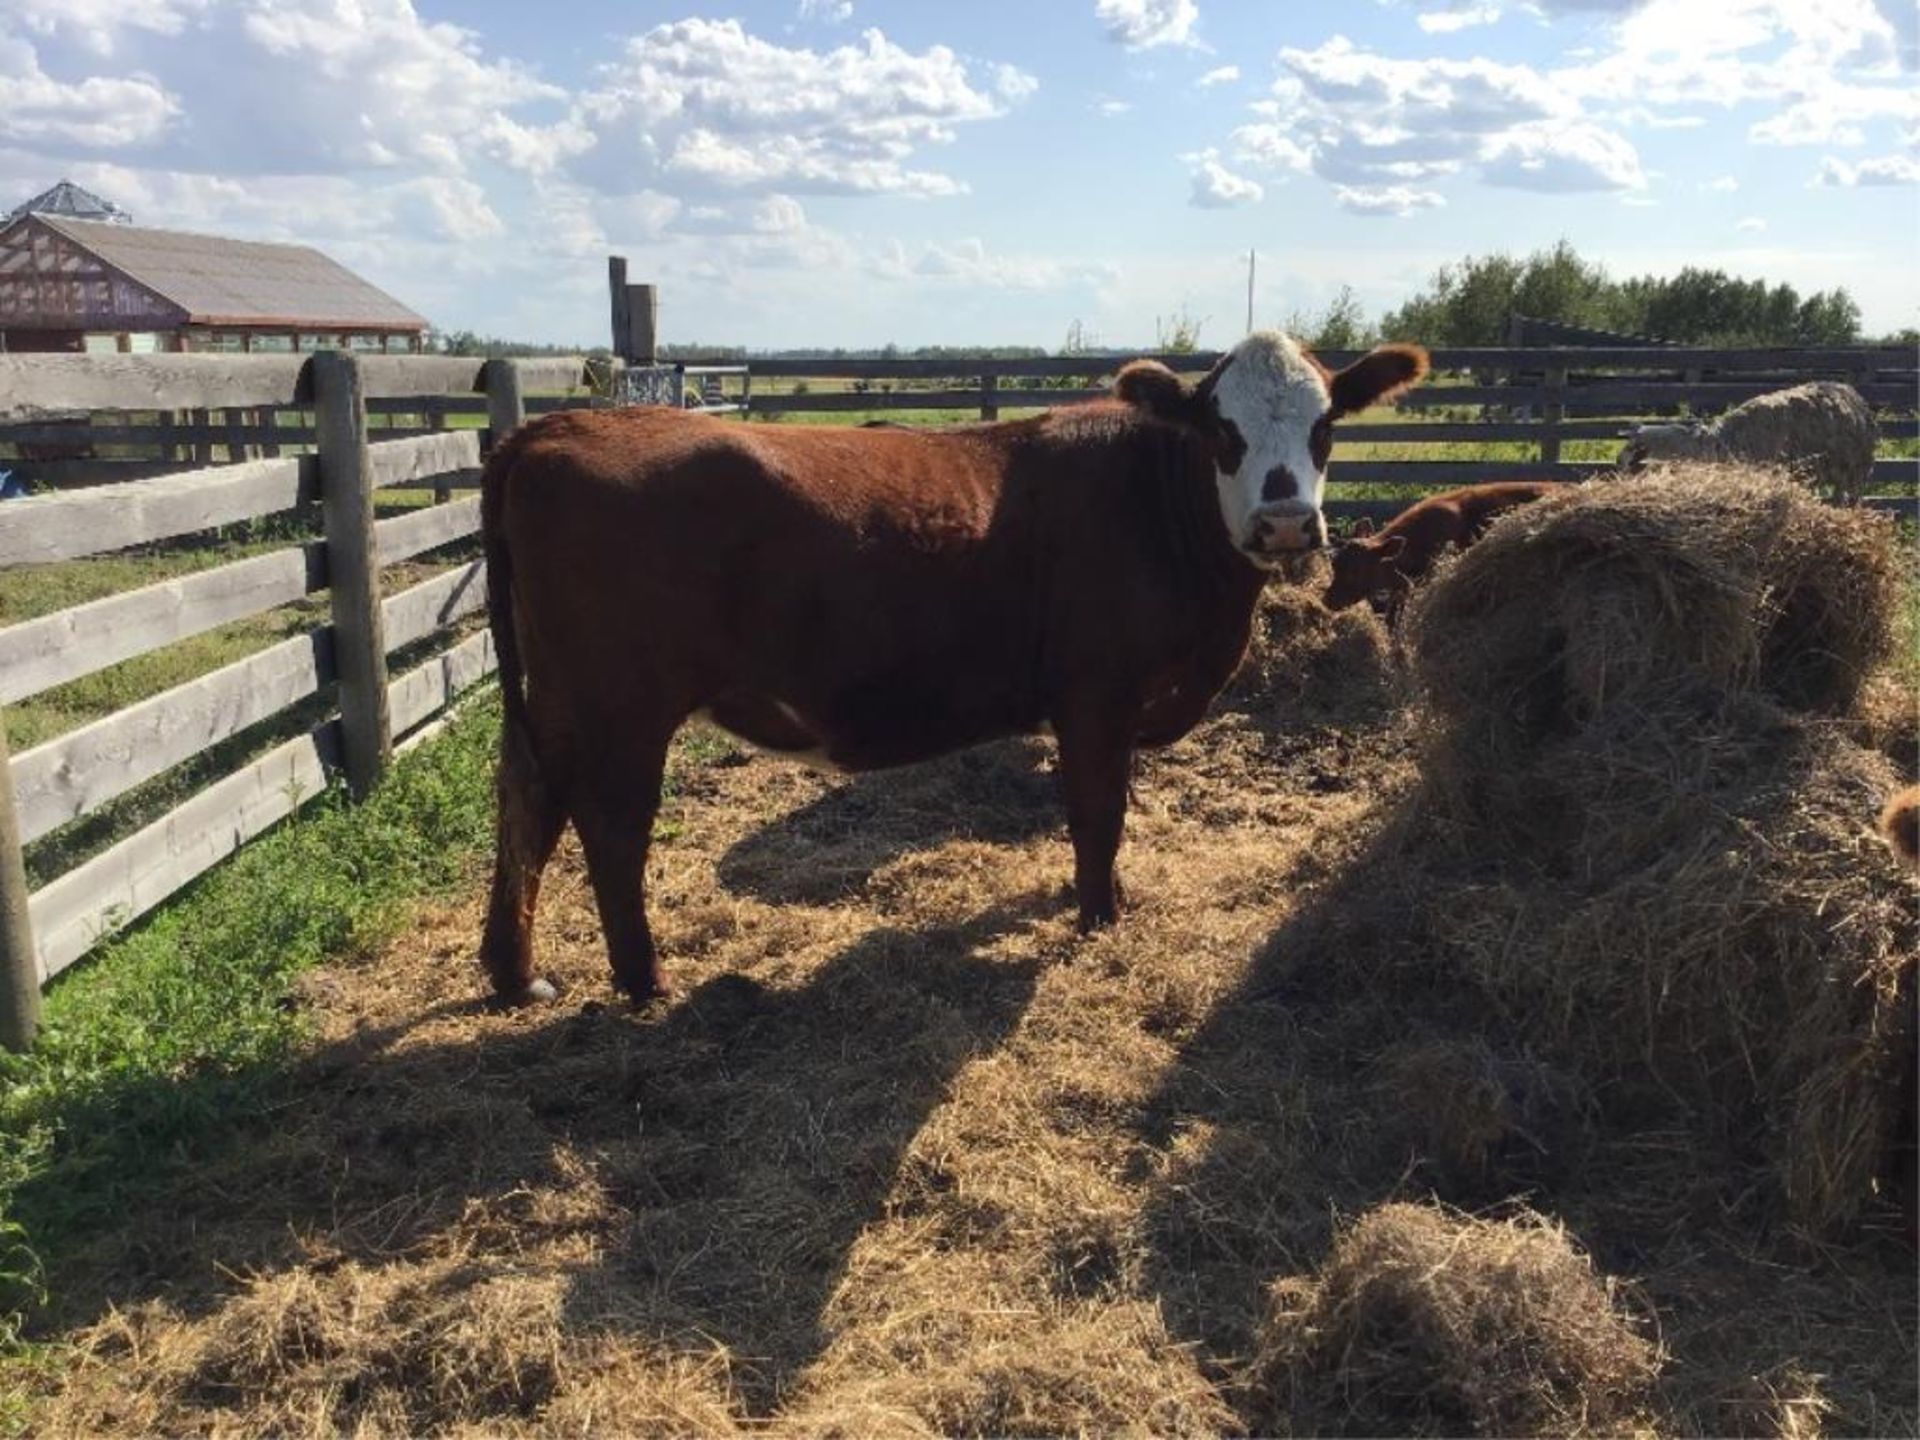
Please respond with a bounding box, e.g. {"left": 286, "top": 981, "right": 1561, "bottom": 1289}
{"left": 478, "top": 332, "right": 1429, "bottom": 1003}
{"left": 1323, "top": 480, "right": 1556, "bottom": 625}
{"left": 1881, "top": 784, "right": 1920, "bottom": 871}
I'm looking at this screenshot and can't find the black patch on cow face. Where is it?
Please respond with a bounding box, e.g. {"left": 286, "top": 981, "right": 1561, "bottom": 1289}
{"left": 1309, "top": 414, "right": 1334, "bottom": 471}
{"left": 1261, "top": 465, "right": 1299, "bottom": 502}
{"left": 1192, "top": 354, "right": 1248, "bottom": 478}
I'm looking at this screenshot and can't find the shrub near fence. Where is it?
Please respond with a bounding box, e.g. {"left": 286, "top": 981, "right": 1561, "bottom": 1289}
{"left": 0, "top": 352, "right": 597, "bottom": 1047}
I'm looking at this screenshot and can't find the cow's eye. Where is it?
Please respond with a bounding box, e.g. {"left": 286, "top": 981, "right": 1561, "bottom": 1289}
{"left": 1309, "top": 416, "right": 1334, "bottom": 470}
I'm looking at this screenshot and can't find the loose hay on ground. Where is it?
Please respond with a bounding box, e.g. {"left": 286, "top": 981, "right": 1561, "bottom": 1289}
{"left": 10, "top": 563, "right": 1914, "bottom": 1435}
{"left": 1250, "top": 1201, "right": 1662, "bottom": 1437}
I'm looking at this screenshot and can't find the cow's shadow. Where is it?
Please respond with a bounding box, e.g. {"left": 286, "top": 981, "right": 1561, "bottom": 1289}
{"left": 714, "top": 737, "right": 1061, "bottom": 905}
{"left": 20, "top": 900, "right": 1045, "bottom": 1420}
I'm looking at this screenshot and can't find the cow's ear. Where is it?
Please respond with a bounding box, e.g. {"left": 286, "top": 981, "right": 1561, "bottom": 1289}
{"left": 1329, "top": 343, "right": 1430, "bottom": 419}
{"left": 1377, "top": 534, "right": 1407, "bottom": 562}
{"left": 1351, "top": 516, "right": 1376, "bottom": 538}
{"left": 1114, "top": 360, "right": 1191, "bottom": 422}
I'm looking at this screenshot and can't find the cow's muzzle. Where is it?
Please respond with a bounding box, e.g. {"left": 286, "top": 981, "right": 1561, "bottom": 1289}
{"left": 1246, "top": 500, "right": 1327, "bottom": 559}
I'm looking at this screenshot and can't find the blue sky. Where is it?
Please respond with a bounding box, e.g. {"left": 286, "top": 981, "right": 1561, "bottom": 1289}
{"left": 2, "top": 0, "right": 1915, "bottom": 348}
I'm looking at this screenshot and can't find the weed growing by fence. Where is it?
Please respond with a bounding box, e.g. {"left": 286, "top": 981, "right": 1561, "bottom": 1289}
{"left": 0, "top": 694, "right": 508, "bottom": 1344}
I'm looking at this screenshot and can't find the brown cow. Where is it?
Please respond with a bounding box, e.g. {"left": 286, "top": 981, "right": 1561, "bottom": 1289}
{"left": 1322, "top": 480, "right": 1555, "bottom": 625}
{"left": 478, "top": 332, "right": 1430, "bottom": 1003}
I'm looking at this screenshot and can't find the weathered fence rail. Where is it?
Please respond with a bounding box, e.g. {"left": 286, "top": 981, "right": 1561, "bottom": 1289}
{"left": 723, "top": 344, "right": 1918, "bottom": 508}
{"left": 0, "top": 352, "right": 595, "bottom": 1046}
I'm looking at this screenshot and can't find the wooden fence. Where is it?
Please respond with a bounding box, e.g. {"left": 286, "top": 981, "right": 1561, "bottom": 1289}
{"left": 0, "top": 341, "right": 1909, "bottom": 1044}
{"left": 733, "top": 344, "right": 1919, "bottom": 516}
{"left": 0, "top": 352, "right": 597, "bottom": 1047}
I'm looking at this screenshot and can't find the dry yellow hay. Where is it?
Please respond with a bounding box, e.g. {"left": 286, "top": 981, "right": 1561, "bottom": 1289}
{"left": 1249, "top": 1201, "right": 1662, "bottom": 1437}
{"left": 1401, "top": 463, "right": 1916, "bottom": 1234}
{"left": 7, "top": 570, "right": 1914, "bottom": 1437}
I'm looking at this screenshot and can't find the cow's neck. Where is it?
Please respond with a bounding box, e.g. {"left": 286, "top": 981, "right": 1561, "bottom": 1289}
{"left": 1138, "top": 421, "right": 1263, "bottom": 599}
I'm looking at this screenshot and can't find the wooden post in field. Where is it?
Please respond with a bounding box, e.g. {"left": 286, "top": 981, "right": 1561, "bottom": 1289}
{"left": 626, "top": 284, "right": 658, "bottom": 366}
{"left": 1541, "top": 365, "right": 1567, "bottom": 466}
{"left": 0, "top": 717, "right": 40, "bottom": 1051}
{"left": 485, "top": 357, "right": 526, "bottom": 459}
{"left": 313, "top": 350, "right": 392, "bottom": 799}
{"left": 980, "top": 372, "right": 999, "bottom": 421}
{"left": 609, "top": 256, "right": 631, "bottom": 360}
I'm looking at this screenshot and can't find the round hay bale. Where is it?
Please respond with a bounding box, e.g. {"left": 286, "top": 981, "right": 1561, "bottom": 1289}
{"left": 1405, "top": 463, "right": 1898, "bottom": 786}
{"left": 1431, "top": 726, "right": 1915, "bottom": 1233}
{"left": 1250, "top": 1202, "right": 1661, "bottom": 1437}
{"left": 1397, "top": 461, "right": 1917, "bottom": 1233}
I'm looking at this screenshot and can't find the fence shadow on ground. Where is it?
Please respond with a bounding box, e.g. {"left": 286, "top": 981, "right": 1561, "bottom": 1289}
{"left": 21, "top": 898, "right": 1047, "bottom": 1419}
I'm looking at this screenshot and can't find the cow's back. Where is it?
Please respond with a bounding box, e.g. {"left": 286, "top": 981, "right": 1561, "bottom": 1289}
{"left": 492, "top": 408, "right": 1055, "bottom": 766}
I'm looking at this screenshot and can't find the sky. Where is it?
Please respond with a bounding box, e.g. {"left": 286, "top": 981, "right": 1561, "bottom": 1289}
{"left": 2, "top": 0, "right": 1916, "bottom": 349}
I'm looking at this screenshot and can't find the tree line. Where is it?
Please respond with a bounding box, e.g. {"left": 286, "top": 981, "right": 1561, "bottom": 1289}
{"left": 1293, "top": 240, "right": 1885, "bottom": 352}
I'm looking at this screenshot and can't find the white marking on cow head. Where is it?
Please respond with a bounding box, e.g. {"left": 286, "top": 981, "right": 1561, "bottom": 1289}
{"left": 1201, "top": 332, "right": 1335, "bottom": 562}
{"left": 1117, "top": 332, "right": 1431, "bottom": 568}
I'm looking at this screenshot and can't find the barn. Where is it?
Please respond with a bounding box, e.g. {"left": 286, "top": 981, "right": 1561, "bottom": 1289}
{"left": 0, "top": 181, "right": 428, "bottom": 356}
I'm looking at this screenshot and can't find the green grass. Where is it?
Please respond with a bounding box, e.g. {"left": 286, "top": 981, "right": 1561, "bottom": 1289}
{"left": 0, "top": 695, "right": 508, "bottom": 1339}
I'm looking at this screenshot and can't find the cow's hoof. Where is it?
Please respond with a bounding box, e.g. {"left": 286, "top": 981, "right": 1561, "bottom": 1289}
{"left": 491, "top": 975, "right": 559, "bottom": 1008}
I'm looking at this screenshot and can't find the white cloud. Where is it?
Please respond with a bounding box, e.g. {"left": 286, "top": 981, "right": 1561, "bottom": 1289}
{"left": 1333, "top": 183, "right": 1446, "bottom": 215}
{"left": 0, "top": 0, "right": 210, "bottom": 55}
{"left": 1230, "top": 123, "right": 1312, "bottom": 172}
{"left": 1735, "top": 215, "right": 1767, "bottom": 230}
{"left": 1243, "top": 37, "right": 1639, "bottom": 198}
{"left": 797, "top": 0, "right": 853, "bottom": 20}
{"left": 1094, "top": 0, "right": 1200, "bottom": 50}
{"left": 1418, "top": 4, "right": 1502, "bottom": 32}
{"left": 0, "top": 35, "right": 176, "bottom": 148}
{"left": 1704, "top": 174, "right": 1739, "bottom": 190}
{"left": 993, "top": 63, "right": 1039, "bottom": 102}
{"left": 572, "top": 20, "right": 1026, "bottom": 198}
{"left": 873, "top": 235, "right": 1117, "bottom": 290}
{"left": 1185, "top": 148, "right": 1263, "bottom": 207}
{"left": 1097, "top": 99, "right": 1133, "bottom": 116}
{"left": 1479, "top": 119, "right": 1645, "bottom": 190}
{"left": 1197, "top": 64, "right": 1239, "bottom": 86}
{"left": 1816, "top": 152, "right": 1920, "bottom": 184}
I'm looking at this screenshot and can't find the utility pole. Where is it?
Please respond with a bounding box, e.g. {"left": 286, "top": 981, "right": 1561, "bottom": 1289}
{"left": 1246, "top": 248, "right": 1256, "bottom": 335}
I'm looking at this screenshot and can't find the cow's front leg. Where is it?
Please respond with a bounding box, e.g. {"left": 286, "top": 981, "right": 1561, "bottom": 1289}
{"left": 572, "top": 736, "right": 672, "bottom": 1003}
{"left": 1053, "top": 705, "right": 1136, "bottom": 932}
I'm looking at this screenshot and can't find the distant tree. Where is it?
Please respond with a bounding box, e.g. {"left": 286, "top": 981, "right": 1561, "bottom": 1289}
{"left": 1285, "top": 285, "right": 1376, "bottom": 351}
{"left": 1377, "top": 240, "right": 1862, "bottom": 347}
{"left": 1060, "top": 318, "right": 1100, "bottom": 355}
{"left": 1155, "top": 304, "right": 1207, "bottom": 353}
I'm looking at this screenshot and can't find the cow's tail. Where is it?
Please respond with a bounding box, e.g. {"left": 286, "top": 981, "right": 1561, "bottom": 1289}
{"left": 482, "top": 422, "right": 545, "bottom": 788}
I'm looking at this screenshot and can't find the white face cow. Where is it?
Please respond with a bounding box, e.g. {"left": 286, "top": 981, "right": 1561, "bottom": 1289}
{"left": 1116, "top": 331, "right": 1430, "bottom": 566}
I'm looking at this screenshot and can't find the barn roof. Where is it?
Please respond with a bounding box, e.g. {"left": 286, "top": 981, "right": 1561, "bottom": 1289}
{"left": 29, "top": 215, "right": 428, "bottom": 332}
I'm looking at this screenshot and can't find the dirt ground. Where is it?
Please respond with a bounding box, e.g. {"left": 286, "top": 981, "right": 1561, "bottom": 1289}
{"left": 16, "top": 587, "right": 1917, "bottom": 1437}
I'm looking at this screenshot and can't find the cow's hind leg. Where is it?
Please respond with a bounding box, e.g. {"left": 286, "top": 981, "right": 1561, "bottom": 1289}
{"left": 572, "top": 732, "right": 674, "bottom": 1003}
{"left": 1054, "top": 705, "right": 1136, "bottom": 932}
{"left": 480, "top": 725, "right": 567, "bottom": 1004}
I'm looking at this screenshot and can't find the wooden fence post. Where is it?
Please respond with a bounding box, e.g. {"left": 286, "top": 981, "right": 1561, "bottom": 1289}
{"left": 979, "top": 373, "right": 999, "bottom": 421}
{"left": 0, "top": 717, "right": 41, "bottom": 1051}
{"left": 485, "top": 358, "right": 526, "bottom": 459}
{"left": 1541, "top": 365, "right": 1566, "bottom": 466}
{"left": 313, "top": 350, "right": 392, "bottom": 800}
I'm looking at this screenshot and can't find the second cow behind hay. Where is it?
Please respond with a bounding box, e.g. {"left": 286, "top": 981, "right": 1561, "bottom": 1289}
{"left": 477, "top": 332, "right": 1431, "bottom": 1005}
{"left": 1323, "top": 481, "right": 1557, "bottom": 627}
